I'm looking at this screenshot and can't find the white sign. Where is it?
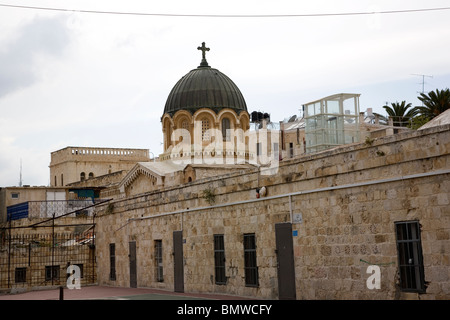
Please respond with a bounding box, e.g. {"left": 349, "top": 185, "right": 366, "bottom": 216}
{"left": 293, "top": 213, "right": 303, "bottom": 224}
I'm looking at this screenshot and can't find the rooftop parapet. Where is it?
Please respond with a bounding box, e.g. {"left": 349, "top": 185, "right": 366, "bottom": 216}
{"left": 50, "top": 146, "right": 150, "bottom": 165}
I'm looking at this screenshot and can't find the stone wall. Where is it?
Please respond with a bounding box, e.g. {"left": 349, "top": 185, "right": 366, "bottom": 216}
{"left": 94, "top": 124, "right": 450, "bottom": 299}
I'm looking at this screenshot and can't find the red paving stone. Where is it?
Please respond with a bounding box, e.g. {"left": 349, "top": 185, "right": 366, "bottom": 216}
{"left": 0, "top": 285, "right": 255, "bottom": 300}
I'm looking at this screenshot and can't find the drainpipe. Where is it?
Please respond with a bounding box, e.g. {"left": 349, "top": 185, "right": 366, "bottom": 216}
{"left": 289, "top": 195, "right": 293, "bottom": 223}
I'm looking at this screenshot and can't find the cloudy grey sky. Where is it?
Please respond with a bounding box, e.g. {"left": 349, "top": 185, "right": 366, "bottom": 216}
{"left": 0, "top": 0, "right": 449, "bottom": 187}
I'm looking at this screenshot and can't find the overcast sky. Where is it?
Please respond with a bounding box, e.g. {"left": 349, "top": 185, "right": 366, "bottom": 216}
{"left": 0, "top": 0, "right": 449, "bottom": 187}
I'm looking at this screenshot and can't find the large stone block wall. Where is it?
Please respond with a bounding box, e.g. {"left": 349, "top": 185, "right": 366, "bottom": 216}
{"left": 94, "top": 124, "right": 450, "bottom": 299}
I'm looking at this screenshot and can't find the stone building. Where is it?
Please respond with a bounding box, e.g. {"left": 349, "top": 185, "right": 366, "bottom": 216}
{"left": 49, "top": 146, "right": 150, "bottom": 187}
{"left": 93, "top": 123, "right": 449, "bottom": 299}
{"left": 2, "top": 43, "right": 449, "bottom": 299}
{"left": 91, "top": 44, "right": 449, "bottom": 299}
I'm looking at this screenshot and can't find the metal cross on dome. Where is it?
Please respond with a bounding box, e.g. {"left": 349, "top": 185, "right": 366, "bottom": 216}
{"left": 197, "top": 42, "right": 210, "bottom": 67}
{"left": 197, "top": 42, "right": 210, "bottom": 59}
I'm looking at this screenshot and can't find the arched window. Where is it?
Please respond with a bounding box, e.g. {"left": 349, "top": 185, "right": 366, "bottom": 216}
{"left": 181, "top": 120, "right": 189, "bottom": 130}
{"left": 80, "top": 172, "right": 85, "bottom": 181}
{"left": 201, "top": 118, "right": 210, "bottom": 141}
{"left": 88, "top": 172, "right": 94, "bottom": 179}
{"left": 61, "top": 174, "right": 64, "bottom": 186}
{"left": 222, "top": 118, "right": 231, "bottom": 141}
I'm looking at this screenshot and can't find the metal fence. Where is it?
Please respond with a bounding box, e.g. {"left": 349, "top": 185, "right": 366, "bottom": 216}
{"left": 7, "top": 200, "right": 97, "bottom": 221}
{"left": 0, "top": 231, "right": 96, "bottom": 289}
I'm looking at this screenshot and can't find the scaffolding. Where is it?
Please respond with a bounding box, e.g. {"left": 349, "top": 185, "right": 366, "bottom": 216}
{"left": 303, "top": 93, "right": 360, "bottom": 153}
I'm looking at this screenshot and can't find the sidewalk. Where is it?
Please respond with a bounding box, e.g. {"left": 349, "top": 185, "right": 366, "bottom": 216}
{"left": 0, "top": 285, "right": 255, "bottom": 300}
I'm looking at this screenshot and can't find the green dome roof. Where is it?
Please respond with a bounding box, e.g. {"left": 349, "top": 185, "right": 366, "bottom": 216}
{"left": 163, "top": 43, "right": 247, "bottom": 117}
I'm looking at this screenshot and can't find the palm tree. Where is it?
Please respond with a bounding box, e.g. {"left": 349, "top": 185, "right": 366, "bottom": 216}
{"left": 383, "top": 101, "right": 419, "bottom": 127}
{"left": 417, "top": 88, "right": 450, "bottom": 120}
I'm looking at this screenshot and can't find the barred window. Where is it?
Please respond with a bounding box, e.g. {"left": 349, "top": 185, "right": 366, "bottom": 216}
{"left": 214, "top": 234, "right": 226, "bottom": 284}
{"left": 202, "top": 119, "right": 210, "bottom": 141}
{"left": 243, "top": 233, "right": 258, "bottom": 287}
{"left": 155, "top": 240, "right": 163, "bottom": 282}
{"left": 181, "top": 120, "right": 189, "bottom": 130}
{"left": 45, "top": 265, "right": 60, "bottom": 281}
{"left": 395, "top": 221, "right": 426, "bottom": 292}
{"left": 109, "top": 243, "right": 116, "bottom": 281}
{"left": 75, "top": 264, "right": 84, "bottom": 279}
{"left": 15, "top": 267, "right": 27, "bottom": 283}
{"left": 222, "top": 118, "right": 231, "bottom": 141}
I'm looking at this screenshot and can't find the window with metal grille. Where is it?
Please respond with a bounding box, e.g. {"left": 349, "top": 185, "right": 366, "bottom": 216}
{"left": 256, "top": 143, "right": 262, "bottom": 156}
{"left": 273, "top": 142, "right": 279, "bottom": 160}
{"left": 214, "top": 234, "right": 226, "bottom": 284}
{"left": 395, "top": 221, "right": 426, "bottom": 292}
{"left": 109, "top": 243, "right": 116, "bottom": 281}
{"left": 222, "top": 118, "right": 231, "bottom": 141}
{"left": 45, "top": 266, "right": 60, "bottom": 281}
{"left": 202, "top": 119, "right": 210, "bottom": 141}
{"left": 15, "top": 267, "right": 27, "bottom": 283}
{"left": 181, "top": 120, "right": 189, "bottom": 130}
{"left": 75, "top": 264, "right": 84, "bottom": 279}
{"left": 243, "top": 233, "right": 258, "bottom": 287}
{"left": 155, "top": 240, "right": 163, "bottom": 282}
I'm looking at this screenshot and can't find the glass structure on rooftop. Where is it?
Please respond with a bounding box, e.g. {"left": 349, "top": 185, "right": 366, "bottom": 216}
{"left": 303, "top": 93, "right": 360, "bottom": 153}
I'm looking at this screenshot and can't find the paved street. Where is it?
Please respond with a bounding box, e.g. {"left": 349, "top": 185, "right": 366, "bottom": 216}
{"left": 0, "top": 285, "right": 254, "bottom": 300}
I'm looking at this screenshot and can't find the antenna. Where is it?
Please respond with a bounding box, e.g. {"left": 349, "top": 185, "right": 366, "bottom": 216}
{"left": 411, "top": 74, "right": 433, "bottom": 106}
{"left": 19, "top": 158, "right": 23, "bottom": 187}
{"left": 411, "top": 73, "right": 433, "bottom": 94}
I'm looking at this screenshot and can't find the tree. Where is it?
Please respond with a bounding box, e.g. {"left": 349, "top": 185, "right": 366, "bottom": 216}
{"left": 417, "top": 88, "right": 450, "bottom": 120}
{"left": 382, "top": 101, "right": 419, "bottom": 127}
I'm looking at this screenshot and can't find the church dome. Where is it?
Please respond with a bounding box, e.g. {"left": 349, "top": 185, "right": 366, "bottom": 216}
{"left": 163, "top": 43, "right": 247, "bottom": 117}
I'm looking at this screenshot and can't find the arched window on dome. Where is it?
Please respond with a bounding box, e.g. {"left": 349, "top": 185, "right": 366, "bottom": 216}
{"left": 80, "top": 172, "right": 86, "bottom": 181}
{"left": 201, "top": 118, "right": 210, "bottom": 141}
{"left": 222, "top": 118, "right": 231, "bottom": 141}
{"left": 181, "top": 120, "right": 189, "bottom": 130}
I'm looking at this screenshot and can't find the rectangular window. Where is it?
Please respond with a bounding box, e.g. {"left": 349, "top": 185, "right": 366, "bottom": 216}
{"left": 15, "top": 267, "right": 27, "bottom": 283}
{"left": 75, "top": 264, "right": 84, "bottom": 279}
{"left": 243, "top": 233, "right": 258, "bottom": 287}
{"left": 256, "top": 143, "right": 262, "bottom": 156}
{"left": 155, "top": 240, "right": 163, "bottom": 282}
{"left": 273, "top": 143, "right": 279, "bottom": 160}
{"left": 45, "top": 265, "right": 60, "bottom": 281}
{"left": 109, "top": 243, "right": 116, "bottom": 281}
{"left": 214, "top": 234, "right": 226, "bottom": 284}
{"left": 11, "top": 192, "right": 19, "bottom": 199}
{"left": 395, "top": 221, "right": 426, "bottom": 292}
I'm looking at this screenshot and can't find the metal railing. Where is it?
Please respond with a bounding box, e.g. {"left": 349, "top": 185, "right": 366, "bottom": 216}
{"left": 7, "top": 200, "right": 104, "bottom": 221}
